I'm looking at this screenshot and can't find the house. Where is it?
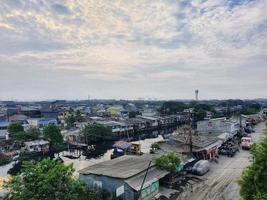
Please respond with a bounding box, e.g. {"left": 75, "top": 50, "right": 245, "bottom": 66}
{"left": 23, "top": 140, "right": 49, "bottom": 153}
{"left": 79, "top": 155, "right": 169, "bottom": 200}
{"left": 137, "top": 116, "right": 159, "bottom": 128}
{"left": 0, "top": 121, "right": 10, "bottom": 140}
{"left": 8, "top": 114, "right": 28, "bottom": 123}
{"left": 62, "top": 129, "right": 80, "bottom": 143}
{"left": 197, "top": 117, "right": 239, "bottom": 135}
{"left": 27, "top": 118, "right": 58, "bottom": 128}
{"left": 96, "top": 120, "right": 134, "bottom": 137}
{"left": 163, "top": 133, "right": 221, "bottom": 160}
{"left": 19, "top": 107, "right": 41, "bottom": 118}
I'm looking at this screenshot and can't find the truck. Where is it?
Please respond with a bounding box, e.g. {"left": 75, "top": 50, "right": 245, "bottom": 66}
{"left": 241, "top": 137, "right": 253, "bottom": 150}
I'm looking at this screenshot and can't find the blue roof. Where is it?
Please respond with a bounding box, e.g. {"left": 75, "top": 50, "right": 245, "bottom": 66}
{"left": 0, "top": 121, "right": 10, "bottom": 128}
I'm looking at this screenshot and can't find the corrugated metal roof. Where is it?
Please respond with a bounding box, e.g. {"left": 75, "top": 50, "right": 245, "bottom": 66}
{"left": 79, "top": 154, "right": 156, "bottom": 179}
{"left": 124, "top": 166, "right": 169, "bottom": 191}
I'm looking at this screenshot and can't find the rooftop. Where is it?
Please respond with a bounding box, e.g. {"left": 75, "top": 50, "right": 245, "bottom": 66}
{"left": 79, "top": 154, "right": 156, "bottom": 179}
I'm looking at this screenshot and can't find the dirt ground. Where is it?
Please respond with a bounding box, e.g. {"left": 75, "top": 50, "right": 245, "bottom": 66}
{"left": 187, "top": 122, "right": 266, "bottom": 200}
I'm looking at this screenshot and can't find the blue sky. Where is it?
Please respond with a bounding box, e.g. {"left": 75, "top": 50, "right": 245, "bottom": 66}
{"left": 0, "top": 0, "right": 266, "bottom": 100}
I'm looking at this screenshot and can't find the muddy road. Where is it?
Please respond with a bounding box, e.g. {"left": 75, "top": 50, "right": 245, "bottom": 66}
{"left": 187, "top": 122, "right": 266, "bottom": 200}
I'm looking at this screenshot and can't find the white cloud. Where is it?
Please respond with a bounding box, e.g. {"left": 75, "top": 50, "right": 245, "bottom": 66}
{"left": 0, "top": 0, "right": 266, "bottom": 100}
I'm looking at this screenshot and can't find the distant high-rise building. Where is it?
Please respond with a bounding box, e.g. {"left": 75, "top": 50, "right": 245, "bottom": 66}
{"left": 195, "top": 89, "right": 199, "bottom": 101}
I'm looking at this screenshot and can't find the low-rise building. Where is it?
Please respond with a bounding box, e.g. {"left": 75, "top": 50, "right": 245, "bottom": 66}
{"left": 27, "top": 118, "right": 58, "bottom": 128}
{"left": 0, "top": 121, "right": 10, "bottom": 140}
{"left": 23, "top": 140, "right": 49, "bottom": 153}
{"left": 79, "top": 155, "right": 169, "bottom": 200}
{"left": 197, "top": 117, "right": 239, "bottom": 135}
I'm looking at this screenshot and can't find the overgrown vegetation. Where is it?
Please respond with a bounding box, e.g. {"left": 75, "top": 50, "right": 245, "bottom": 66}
{"left": 81, "top": 124, "right": 114, "bottom": 144}
{"left": 150, "top": 143, "right": 160, "bottom": 150}
{"left": 43, "top": 124, "right": 64, "bottom": 154}
{"left": 155, "top": 152, "right": 181, "bottom": 172}
{"left": 3, "top": 159, "right": 102, "bottom": 200}
{"left": 8, "top": 123, "right": 39, "bottom": 142}
{"left": 238, "top": 128, "right": 267, "bottom": 200}
{"left": 128, "top": 111, "right": 141, "bottom": 118}
{"left": 65, "top": 110, "right": 85, "bottom": 127}
{"left": 0, "top": 153, "right": 11, "bottom": 166}
{"left": 159, "top": 100, "right": 262, "bottom": 121}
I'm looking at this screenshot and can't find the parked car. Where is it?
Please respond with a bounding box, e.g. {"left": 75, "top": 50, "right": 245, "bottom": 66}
{"left": 191, "top": 160, "right": 210, "bottom": 176}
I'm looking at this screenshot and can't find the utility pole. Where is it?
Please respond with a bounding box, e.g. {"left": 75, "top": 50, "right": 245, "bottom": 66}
{"left": 137, "top": 161, "right": 152, "bottom": 200}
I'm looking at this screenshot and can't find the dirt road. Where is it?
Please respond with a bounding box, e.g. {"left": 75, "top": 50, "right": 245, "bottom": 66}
{"left": 187, "top": 122, "right": 266, "bottom": 200}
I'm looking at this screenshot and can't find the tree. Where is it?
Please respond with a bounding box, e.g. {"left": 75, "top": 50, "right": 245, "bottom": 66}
{"left": 26, "top": 127, "right": 40, "bottom": 138}
{"left": 43, "top": 124, "right": 63, "bottom": 145}
{"left": 3, "top": 159, "right": 101, "bottom": 200}
{"left": 194, "top": 108, "right": 206, "bottom": 121}
{"left": 0, "top": 153, "right": 11, "bottom": 166}
{"left": 81, "top": 124, "right": 114, "bottom": 144}
{"left": 150, "top": 143, "right": 160, "bottom": 150}
{"left": 160, "top": 101, "right": 188, "bottom": 115}
{"left": 155, "top": 152, "right": 181, "bottom": 172}
{"left": 43, "top": 124, "right": 63, "bottom": 154}
{"left": 75, "top": 110, "right": 85, "bottom": 122}
{"left": 10, "top": 131, "right": 38, "bottom": 142}
{"left": 128, "top": 111, "right": 141, "bottom": 118}
{"left": 7, "top": 123, "right": 24, "bottom": 135}
{"left": 8, "top": 125, "right": 39, "bottom": 142}
{"left": 238, "top": 128, "right": 267, "bottom": 200}
{"left": 65, "top": 114, "right": 76, "bottom": 127}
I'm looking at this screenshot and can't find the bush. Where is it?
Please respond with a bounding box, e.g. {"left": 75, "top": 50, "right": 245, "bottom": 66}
{"left": 0, "top": 153, "right": 11, "bottom": 166}
{"left": 238, "top": 129, "right": 267, "bottom": 200}
{"left": 155, "top": 152, "right": 181, "bottom": 172}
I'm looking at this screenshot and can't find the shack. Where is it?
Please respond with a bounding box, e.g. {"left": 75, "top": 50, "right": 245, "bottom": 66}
{"left": 79, "top": 155, "right": 169, "bottom": 200}
{"left": 163, "top": 134, "right": 221, "bottom": 160}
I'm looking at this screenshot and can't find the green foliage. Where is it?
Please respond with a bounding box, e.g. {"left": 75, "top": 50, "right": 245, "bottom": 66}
{"left": 160, "top": 101, "right": 213, "bottom": 121}
{"left": 81, "top": 124, "right": 114, "bottom": 144}
{"left": 241, "top": 108, "right": 260, "bottom": 115}
{"left": 150, "top": 143, "right": 160, "bottom": 150}
{"left": 26, "top": 127, "right": 40, "bottom": 137}
{"left": 65, "top": 110, "right": 85, "bottom": 127}
{"left": 8, "top": 123, "right": 40, "bottom": 142}
{"left": 194, "top": 108, "right": 207, "bottom": 121}
{"left": 3, "top": 159, "right": 100, "bottom": 200}
{"left": 10, "top": 131, "right": 39, "bottom": 142}
{"left": 238, "top": 129, "right": 267, "bottom": 200}
{"left": 155, "top": 152, "right": 181, "bottom": 172}
{"left": 7, "top": 123, "right": 24, "bottom": 135}
{"left": 65, "top": 114, "right": 76, "bottom": 127}
{"left": 254, "top": 193, "right": 267, "bottom": 200}
{"left": 160, "top": 101, "right": 187, "bottom": 115}
{"left": 43, "top": 124, "right": 63, "bottom": 145}
{"left": 128, "top": 111, "right": 141, "bottom": 118}
{"left": 0, "top": 153, "right": 11, "bottom": 166}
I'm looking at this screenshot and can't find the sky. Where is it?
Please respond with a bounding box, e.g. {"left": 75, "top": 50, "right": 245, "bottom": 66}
{"left": 0, "top": 0, "right": 266, "bottom": 101}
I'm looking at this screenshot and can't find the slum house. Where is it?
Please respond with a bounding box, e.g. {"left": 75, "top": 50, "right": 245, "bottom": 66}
{"left": 0, "top": 121, "right": 9, "bottom": 141}
{"left": 8, "top": 114, "right": 28, "bottom": 123}
{"left": 96, "top": 120, "right": 134, "bottom": 138}
{"left": 197, "top": 117, "right": 239, "bottom": 135}
{"left": 23, "top": 140, "right": 49, "bottom": 153}
{"left": 79, "top": 155, "right": 169, "bottom": 200}
{"left": 164, "top": 134, "right": 221, "bottom": 160}
{"left": 19, "top": 107, "right": 41, "bottom": 118}
{"left": 27, "top": 118, "right": 58, "bottom": 128}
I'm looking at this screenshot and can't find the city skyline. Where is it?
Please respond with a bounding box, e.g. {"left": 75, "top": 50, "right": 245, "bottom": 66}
{"left": 1, "top": 0, "right": 267, "bottom": 100}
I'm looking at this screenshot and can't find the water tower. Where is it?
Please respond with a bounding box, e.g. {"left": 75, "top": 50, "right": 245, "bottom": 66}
{"left": 195, "top": 89, "right": 199, "bottom": 101}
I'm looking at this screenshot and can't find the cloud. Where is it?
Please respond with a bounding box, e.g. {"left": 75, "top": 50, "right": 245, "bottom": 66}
{"left": 0, "top": 0, "right": 266, "bottom": 100}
